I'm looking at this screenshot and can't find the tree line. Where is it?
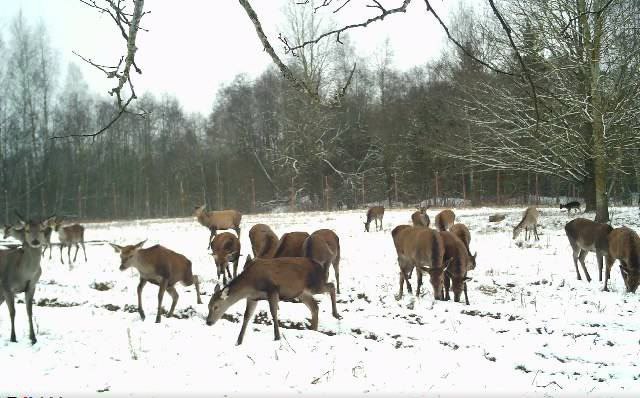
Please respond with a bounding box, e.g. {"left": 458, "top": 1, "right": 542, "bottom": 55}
{"left": 1, "top": 1, "right": 638, "bottom": 222}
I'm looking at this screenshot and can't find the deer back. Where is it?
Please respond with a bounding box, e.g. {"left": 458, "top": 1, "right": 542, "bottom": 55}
{"left": 608, "top": 227, "right": 640, "bottom": 292}
{"left": 249, "top": 224, "right": 279, "bottom": 258}
{"left": 304, "top": 229, "right": 339, "bottom": 266}
{"left": 435, "top": 210, "right": 456, "bottom": 231}
{"left": 135, "top": 245, "right": 194, "bottom": 286}
{"left": 210, "top": 232, "right": 240, "bottom": 264}
{"left": 564, "top": 218, "right": 612, "bottom": 252}
{"left": 274, "top": 231, "right": 309, "bottom": 258}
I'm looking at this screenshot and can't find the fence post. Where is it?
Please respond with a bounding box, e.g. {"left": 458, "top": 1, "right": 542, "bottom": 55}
{"left": 394, "top": 172, "right": 398, "bottom": 207}
{"left": 434, "top": 171, "right": 439, "bottom": 207}
{"left": 496, "top": 170, "right": 501, "bottom": 205}
{"left": 462, "top": 171, "right": 466, "bottom": 203}
{"left": 535, "top": 173, "right": 540, "bottom": 205}
{"left": 251, "top": 177, "right": 256, "bottom": 213}
{"left": 290, "top": 176, "right": 295, "bottom": 211}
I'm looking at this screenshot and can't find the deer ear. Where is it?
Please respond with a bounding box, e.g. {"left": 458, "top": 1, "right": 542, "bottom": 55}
{"left": 110, "top": 243, "right": 122, "bottom": 253}
{"left": 134, "top": 239, "right": 147, "bottom": 249}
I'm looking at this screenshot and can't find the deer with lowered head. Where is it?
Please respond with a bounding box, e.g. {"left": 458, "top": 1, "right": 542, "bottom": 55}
{"left": 512, "top": 206, "right": 540, "bottom": 241}
{"left": 391, "top": 225, "right": 446, "bottom": 300}
{"left": 193, "top": 205, "right": 242, "bottom": 249}
{"left": 364, "top": 206, "right": 385, "bottom": 232}
{"left": 110, "top": 240, "right": 202, "bottom": 323}
{"left": 304, "top": 229, "right": 341, "bottom": 293}
{"left": 449, "top": 223, "right": 476, "bottom": 270}
{"left": 248, "top": 223, "right": 279, "bottom": 259}
{"left": 1, "top": 215, "right": 54, "bottom": 344}
{"left": 564, "top": 217, "right": 612, "bottom": 284}
{"left": 434, "top": 209, "right": 456, "bottom": 231}
{"left": 411, "top": 206, "right": 430, "bottom": 227}
{"left": 604, "top": 227, "right": 640, "bottom": 293}
{"left": 210, "top": 232, "right": 241, "bottom": 284}
{"left": 51, "top": 217, "right": 87, "bottom": 267}
{"left": 440, "top": 231, "right": 475, "bottom": 304}
{"left": 206, "top": 255, "right": 341, "bottom": 345}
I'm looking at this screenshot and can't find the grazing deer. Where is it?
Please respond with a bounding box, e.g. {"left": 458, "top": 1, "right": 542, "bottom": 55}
{"left": 51, "top": 217, "right": 87, "bottom": 267}
{"left": 411, "top": 206, "right": 430, "bottom": 227}
{"left": 193, "top": 205, "right": 242, "bottom": 248}
{"left": 604, "top": 227, "right": 640, "bottom": 293}
{"left": 440, "top": 231, "right": 474, "bottom": 304}
{"left": 364, "top": 206, "right": 385, "bottom": 232}
{"left": 273, "top": 232, "right": 310, "bottom": 258}
{"left": 0, "top": 216, "right": 53, "bottom": 344}
{"left": 564, "top": 218, "right": 612, "bottom": 283}
{"left": 206, "top": 256, "right": 341, "bottom": 345}
{"left": 391, "top": 225, "right": 446, "bottom": 300}
{"left": 210, "top": 232, "right": 241, "bottom": 284}
{"left": 434, "top": 209, "right": 456, "bottom": 231}
{"left": 560, "top": 201, "right": 581, "bottom": 214}
{"left": 304, "top": 229, "right": 341, "bottom": 293}
{"left": 512, "top": 207, "right": 540, "bottom": 241}
{"left": 248, "top": 223, "right": 279, "bottom": 259}
{"left": 449, "top": 223, "right": 476, "bottom": 270}
{"left": 110, "top": 240, "right": 202, "bottom": 323}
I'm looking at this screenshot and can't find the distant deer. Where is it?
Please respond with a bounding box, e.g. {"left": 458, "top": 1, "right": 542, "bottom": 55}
{"left": 0, "top": 215, "right": 53, "bottom": 344}
{"left": 51, "top": 217, "right": 87, "bottom": 267}
{"left": 110, "top": 240, "right": 202, "bottom": 323}
{"left": 206, "top": 256, "right": 341, "bottom": 345}
{"left": 304, "top": 229, "right": 341, "bottom": 293}
{"left": 411, "top": 206, "right": 430, "bottom": 227}
{"left": 449, "top": 223, "right": 476, "bottom": 270}
{"left": 564, "top": 218, "right": 612, "bottom": 284}
{"left": 210, "top": 232, "right": 241, "bottom": 284}
{"left": 434, "top": 209, "right": 456, "bottom": 231}
{"left": 560, "top": 201, "right": 581, "bottom": 215}
{"left": 364, "top": 206, "right": 385, "bottom": 232}
{"left": 273, "top": 231, "right": 310, "bottom": 258}
{"left": 248, "top": 223, "right": 279, "bottom": 259}
{"left": 440, "top": 231, "right": 475, "bottom": 304}
{"left": 604, "top": 227, "right": 640, "bottom": 293}
{"left": 193, "top": 205, "right": 242, "bottom": 248}
{"left": 391, "top": 225, "right": 446, "bottom": 300}
{"left": 512, "top": 207, "right": 540, "bottom": 241}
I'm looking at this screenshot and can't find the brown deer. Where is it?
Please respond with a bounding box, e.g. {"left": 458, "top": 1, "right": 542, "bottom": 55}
{"left": 110, "top": 240, "right": 202, "bottom": 323}
{"left": 512, "top": 206, "right": 540, "bottom": 241}
{"left": 440, "top": 231, "right": 474, "bottom": 304}
{"left": 411, "top": 206, "right": 430, "bottom": 227}
{"left": 449, "top": 223, "right": 476, "bottom": 270}
{"left": 1, "top": 215, "right": 53, "bottom": 343}
{"left": 604, "top": 227, "right": 640, "bottom": 293}
{"left": 51, "top": 217, "right": 87, "bottom": 267}
{"left": 364, "top": 206, "right": 385, "bottom": 232}
{"left": 193, "top": 205, "right": 242, "bottom": 248}
{"left": 304, "top": 229, "right": 341, "bottom": 293}
{"left": 210, "top": 232, "right": 241, "bottom": 284}
{"left": 564, "top": 218, "right": 612, "bottom": 283}
{"left": 273, "top": 231, "right": 310, "bottom": 258}
{"left": 248, "top": 223, "right": 279, "bottom": 259}
{"left": 391, "top": 225, "right": 446, "bottom": 300}
{"left": 206, "top": 256, "right": 341, "bottom": 345}
{"left": 434, "top": 209, "right": 456, "bottom": 231}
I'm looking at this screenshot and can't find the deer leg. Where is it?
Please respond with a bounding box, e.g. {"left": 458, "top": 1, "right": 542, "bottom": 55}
{"left": 463, "top": 281, "right": 470, "bottom": 305}
{"left": 48, "top": 244, "right": 53, "bottom": 260}
{"left": 323, "top": 282, "right": 341, "bottom": 319}
{"left": 208, "top": 228, "right": 216, "bottom": 249}
{"left": 597, "top": 253, "right": 604, "bottom": 282}
{"left": 603, "top": 255, "right": 615, "bottom": 292}
{"left": 25, "top": 281, "right": 37, "bottom": 344}
{"left": 60, "top": 244, "right": 65, "bottom": 265}
{"left": 237, "top": 299, "right": 257, "bottom": 345}
{"left": 192, "top": 275, "right": 202, "bottom": 304}
{"left": 137, "top": 279, "right": 147, "bottom": 321}
{"left": 578, "top": 249, "right": 591, "bottom": 282}
{"left": 416, "top": 267, "right": 423, "bottom": 297}
{"left": 267, "top": 291, "right": 281, "bottom": 341}
{"left": 166, "top": 286, "right": 179, "bottom": 318}
{"left": 226, "top": 263, "right": 233, "bottom": 280}
{"left": 333, "top": 259, "right": 340, "bottom": 294}
{"left": 398, "top": 271, "right": 405, "bottom": 299}
{"left": 4, "top": 291, "right": 17, "bottom": 342}
{"left": 299, "top": 293, "right": 319, "bottom": 330}
{"left": 73, "top": 243, "right": 80, "bottom": 262}
{"left": 156, "top": 279, "right": 168, "bottom": 323}
{"left": 67, "top": 245, "right": 72, "bottom": 268}
{"left": 233, "top": 257, "right": 239, "bottom": 279}
{"left": 444, "top": 273, "right": 451, "bottom": 301}
{"left": 534, "top": 225, "right": 540, "bottom": 241}
{"left": 81, "top": 241, "right": 87, "bottom": 262}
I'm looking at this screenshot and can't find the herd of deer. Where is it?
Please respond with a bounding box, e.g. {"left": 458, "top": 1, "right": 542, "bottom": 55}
{"left": 1, "top": 201, "right": 638, "bottom": 346}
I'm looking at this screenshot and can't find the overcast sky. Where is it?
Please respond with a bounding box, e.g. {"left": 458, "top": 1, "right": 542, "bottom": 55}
{"left": 1, "top": 0, "right": 458, "bottom": 114}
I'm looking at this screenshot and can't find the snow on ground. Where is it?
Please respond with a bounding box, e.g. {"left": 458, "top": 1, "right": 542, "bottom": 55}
{"left": 1, "top": 206, "right": 640, "bottom": 397}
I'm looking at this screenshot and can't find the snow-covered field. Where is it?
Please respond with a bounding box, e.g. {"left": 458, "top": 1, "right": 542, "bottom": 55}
{"left": 1, "top": 206, "right": 639, "bottom": 397}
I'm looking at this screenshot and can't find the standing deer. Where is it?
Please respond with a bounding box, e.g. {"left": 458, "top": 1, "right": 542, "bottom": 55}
{"left": 110, "top": 240, "right": 202, "bottom": 323}
{"left": 304, "top": 229, "right": 341, "bottom": 293}
{"left": 210, "top": 232, "right": 241, "bottom": 284}
{"left": 440, "top": 231, "right": 474, "bottom": 304}
{"left": 434, "top": 209, "right": 456, "bottom": 231}
{"left": 0, "top": 216, "right": 53, "bottom": 344}
{"left": 51, "top": 217, "right": 87, "bottom": 267}
{"left": 512, "top": 207, "right": 540, "bottom": 241}
{"left": 449, "top": 223, "right": 476, "bottom": 270}
{"left": 248, "top": 223, "right": 279, "bottom": 259}
{"left": 564, "top": 218, "right": 612, "bottom": 284}
{"left": 273, "top": 231, "right": 310, "bottom": 258}
{"left": 411, "top": 206, "right": 430, "bottom": 227}
{"left": 364, "top": 206, "right": 385, "bottom": 232}
{"left": 391, "top": 225, "right": 446, "bottom": 300}
{"left": 206, "top": 256, "right": 341, "bottom": 345}
{"left": 193, "top": 205, "right": 242, "bottom": 249}
{"left": 604, "top": 227, "right": 640, "bottom": 293}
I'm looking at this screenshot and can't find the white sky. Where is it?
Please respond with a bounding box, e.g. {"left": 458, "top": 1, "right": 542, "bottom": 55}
{"left": 1, "top": 0, "right": 457, "bottom": 115}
